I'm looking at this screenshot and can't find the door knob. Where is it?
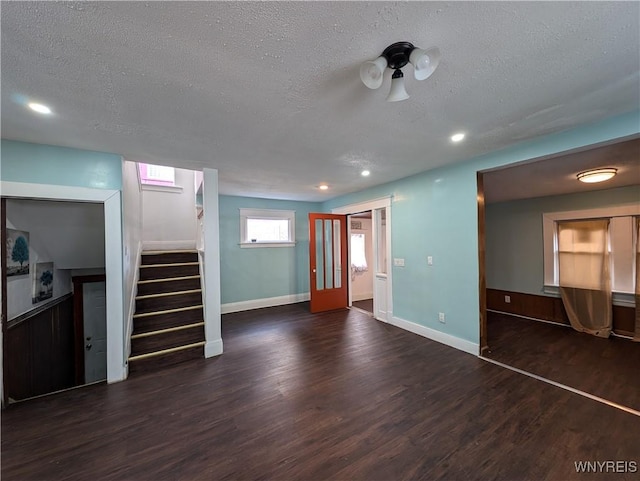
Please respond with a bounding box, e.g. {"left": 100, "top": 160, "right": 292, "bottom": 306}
{"left": 312, "top": 269, "right": 316, "bottom": 273}
{"left": 85, "top": 344, "right": 92, "bottom": 350}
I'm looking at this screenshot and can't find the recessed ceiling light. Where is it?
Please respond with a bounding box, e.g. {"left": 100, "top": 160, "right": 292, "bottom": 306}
{"left": 319, "top": 184, "right": 329, "bottom": 190}
{"left": 576, "top": 168, "right": 617, "bottom": 183}
{"left": 361, "top": 170, "right": 370, "bottom": 177}
{"left": 450, "top": 132, "right": 465, "bottom": 142}
{"left": 28, "top": 102, "right": 52, "bottom": 114}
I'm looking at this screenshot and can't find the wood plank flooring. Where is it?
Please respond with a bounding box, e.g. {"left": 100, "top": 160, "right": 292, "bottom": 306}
{"left": 486, "top": 311, "right": 640, "bottom": 412}
{"left": 3, "top": 303, "right": 639, "bottom": 480}
{"left": 352, "top": 298, "right": 373, "bottom": 313}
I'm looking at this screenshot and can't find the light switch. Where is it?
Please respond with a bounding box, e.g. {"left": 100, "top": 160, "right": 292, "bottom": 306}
{"left": 394, "top": 258, "right": 405, "bottom": 267}
{"left": 427, "top": 256, "right": 433, "bottom": 265}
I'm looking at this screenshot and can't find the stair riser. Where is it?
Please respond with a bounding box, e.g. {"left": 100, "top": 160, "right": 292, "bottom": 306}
{"left": 131, "top": 325, "right": 205, "bottom": 357}
{"left": 139, "top": 264, "right": 199, "bottom": 281}
{"left": 128, "top": 345, "right": 204, "bottom": 375}
{"left": 142, "top": 252, "right": 198, "bottom": 265}
{"left": 137, "top": 277, "right": 201, "bottom": 296}
{"left": 136, "top": 292, "right": 203, "bottom": 314}
{"left": 133, "top": 308, "right": 204, "bottom": 333}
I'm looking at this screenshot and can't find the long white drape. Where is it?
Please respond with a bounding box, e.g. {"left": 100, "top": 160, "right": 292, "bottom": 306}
{"left": 558, "top": 219, "right": 612, "bottom": 338}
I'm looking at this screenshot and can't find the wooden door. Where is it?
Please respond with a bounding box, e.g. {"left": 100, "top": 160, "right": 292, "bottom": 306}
{"left": 309, "top": 213, "right": 348, "bottom": 313}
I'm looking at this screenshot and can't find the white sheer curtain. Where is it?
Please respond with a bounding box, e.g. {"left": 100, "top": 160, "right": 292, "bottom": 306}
{"left": 350, "top": 233, "right": 368, "bottom": 279}
{"left": 558, "top": 219, "right": 612, "bottom": 338}
{"left": 635, "top": 217, "right": 640, "bottom": 341}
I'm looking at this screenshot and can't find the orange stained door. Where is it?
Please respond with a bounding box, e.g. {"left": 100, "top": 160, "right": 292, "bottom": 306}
{"left": 309, "top": 213, "right": 348, "bottom": 313}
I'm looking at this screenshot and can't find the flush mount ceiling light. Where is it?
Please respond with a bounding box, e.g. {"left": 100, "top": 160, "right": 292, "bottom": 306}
{"left": 576, "top": 168, "right": 618, "bottom": 183}
{"left": 361, "top": 170, "right": 371, "bottom": 177}
{"left": 27, "top": 102, "right": 52, "bottom": 114}
{"left": 450, "top": 132, "right": 465, "bottom": 142}
{"left": 319, "top": 184, "right": 329, "bottom": 190}
{"left": 360, "top": 42, "right": 441, "bottom": 102}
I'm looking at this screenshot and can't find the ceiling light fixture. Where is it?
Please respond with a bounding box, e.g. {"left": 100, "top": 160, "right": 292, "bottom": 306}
{"left": 576, "top": 168, "right": 618, "bottom": 183}
{"left": 451, "top": 133, "right": 465, "bottom": 142}
{"left": 361, "top": 170, "right": 370, "bottom": 177}
{"left": 360, "top": 42, "right": 440, "bottom": 102}
{"left": 27, "top": 102, "right": 52, "bottom": 114}
{"left": 319, "top": 184, "right": 329, "bottom": 190}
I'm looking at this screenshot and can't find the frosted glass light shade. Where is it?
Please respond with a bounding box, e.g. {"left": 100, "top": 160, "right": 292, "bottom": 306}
{"left": 386, "top": 73, "right": 409, "bottom": 102}
{"left": 577, "top": 168, "right": 617, "bottom": 183}
{"left": 359, "top": 56, "right": 388, "bottom": 89}
{"left": 409, "top": 46, "right": 441, "bottom": 81}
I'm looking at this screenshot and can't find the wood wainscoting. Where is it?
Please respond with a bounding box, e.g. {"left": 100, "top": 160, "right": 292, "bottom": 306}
{"left": 487, "top": 288, "right": 635, "bottom": 337}
{"left": 4, "top": 294, "right": 75, "bottom": 402}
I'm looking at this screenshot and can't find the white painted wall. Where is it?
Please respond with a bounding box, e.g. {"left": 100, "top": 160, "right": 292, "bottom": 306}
{"left": 6, "top": 199, "right": 105, "bottom": 269}
{"left": 121, "top": 160, "right": 143, "bottom": 359}
{"left": 142, "top": 168, "right": 197, "bottom": 248}
{"left": 351, "top": 218, "right": 374, "bottom": 301}
{"left": 6, "top": 199, "right": 106, "bottom": 319}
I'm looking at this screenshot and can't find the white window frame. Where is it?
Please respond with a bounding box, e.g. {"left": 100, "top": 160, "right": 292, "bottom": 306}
{"left": 239, "top": 208, "right": 296, "bottom": 248}
{"left": 542, "top": 204, "right": 640, "bottom": 306}
{"left": 137, "top": 163, "right": 183, "bottom": 193}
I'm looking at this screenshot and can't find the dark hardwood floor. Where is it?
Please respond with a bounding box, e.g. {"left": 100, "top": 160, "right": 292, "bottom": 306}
{"left": 486, "top": 311, "right": 640, "bottom": 412}
{"left": 3, "top": 303, "right": 639, "bottom": 480}
{"left": 352, "top": 298, "right": 373, "bottom": 313}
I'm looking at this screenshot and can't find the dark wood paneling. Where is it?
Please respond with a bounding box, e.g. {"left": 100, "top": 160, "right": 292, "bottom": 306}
{"left": 487, "top": 288, "right": 633, "bottom": 336}
{"left": 2, "top": 303, "right": 639, "bottom": 481}
{"left": 5, "top": 296, "right": 75, "bottom": 401}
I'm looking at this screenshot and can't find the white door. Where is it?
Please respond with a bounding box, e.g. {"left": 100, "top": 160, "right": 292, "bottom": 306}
{"left": 83, "top": 281, "right": 107, "bottom": 383}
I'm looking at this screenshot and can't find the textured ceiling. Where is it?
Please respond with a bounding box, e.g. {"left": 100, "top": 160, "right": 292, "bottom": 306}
{"left": 2, "top": 1, "right": 639, "bottom": 201}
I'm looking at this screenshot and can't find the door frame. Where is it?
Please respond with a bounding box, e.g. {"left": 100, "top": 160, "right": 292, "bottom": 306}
{"left": 332, "top": 196, "right": 392, "bottom": 321}
{"left": 1, "top": 182, "right": 126, "bottom": 385}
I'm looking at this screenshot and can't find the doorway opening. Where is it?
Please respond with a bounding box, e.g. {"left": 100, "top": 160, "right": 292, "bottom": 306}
{"left": 2, "top": 198, "right": 108, "bottom": 403}
{"left": 332, "top": 197, "right": 392, "bottom": 322}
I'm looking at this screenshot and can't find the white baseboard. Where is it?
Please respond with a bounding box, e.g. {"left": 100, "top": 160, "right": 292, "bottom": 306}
{"left": 222, "top": 292, "right": 310, "bottom": 314}
{"left": 205, "top": 339, "right": 223, "bottom": 358}
{"left": 142, "top": 240, "right": 196, "bottom": 251}
{"left": 390, "top": 316, "right": 479, "bottom": 356}
{"left": 353, "top": 292, "right": 374, "bottom": 302}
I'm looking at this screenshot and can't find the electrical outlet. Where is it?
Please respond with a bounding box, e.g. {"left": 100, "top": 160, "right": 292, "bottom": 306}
{"left": 438, "top": 312, "right": 445, "bottom": 323}
{"left": 427, "top": 256, "right": 433, "bottom": 265}
{"left": 504, "top": 295, "right": 511, "bottom": 303}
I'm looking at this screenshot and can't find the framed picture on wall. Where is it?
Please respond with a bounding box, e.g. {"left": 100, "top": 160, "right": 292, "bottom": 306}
{"left": 32, "top": 262, "right": 54, "bottom": 304}
{"left": 6, "top": 229, "right": 30, "bottom": 277}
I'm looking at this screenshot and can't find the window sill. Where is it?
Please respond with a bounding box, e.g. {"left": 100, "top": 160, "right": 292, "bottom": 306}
{"left": 240, "top": 242, "right": 295, "bottom": 249}
{"left": 543, "top": 285, "right": 636, "bottom": 308}
{"left": 141, "top": 184, "right": 183, "bottom": 194}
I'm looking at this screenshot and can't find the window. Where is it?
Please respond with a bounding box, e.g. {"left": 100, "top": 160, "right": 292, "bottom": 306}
{"left": 138, "top": 163, "right": 182, "bottom": 192}
{"left": 239, "top": 208, "right": 295, "bottom": 248}
{"left": 543, "top": 205, "right": 640, "bottom": 302}
{"left": 350, "top": 233, "right": 368, "bottom": 271}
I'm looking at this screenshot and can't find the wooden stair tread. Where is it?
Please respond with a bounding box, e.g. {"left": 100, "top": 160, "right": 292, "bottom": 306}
{"left": 129, "top": 342, "right": 205, "bottom": 362}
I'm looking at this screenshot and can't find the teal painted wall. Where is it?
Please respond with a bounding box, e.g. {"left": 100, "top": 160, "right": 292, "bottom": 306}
{"left": 323, "top": 111, "right": 640, "bottom": 345}
{"left": 1, "top": 140, "right": 122, "bottom": 189}
{"left": 486, "top": 185, "right": 640, "bottom": 295}
{"left": 219, "top": 195, "right": 321, "bottom": 304}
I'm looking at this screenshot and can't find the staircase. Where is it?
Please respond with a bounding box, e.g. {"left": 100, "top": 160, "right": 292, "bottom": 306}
{"left": 128, "top": 250, "right": 205, "bottom": 374}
